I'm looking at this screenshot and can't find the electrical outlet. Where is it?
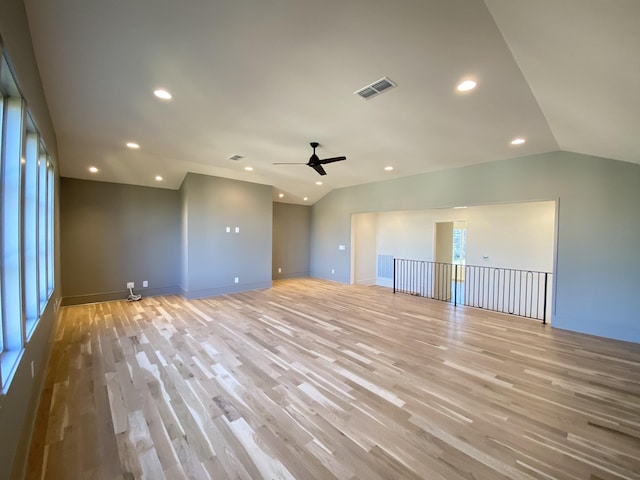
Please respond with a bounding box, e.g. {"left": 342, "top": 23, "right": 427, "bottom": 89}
{"left": 278, "top": 267, "right": 282, "bottom": 273}
{"left": 234, "top": 277, "right": 239, "bottom": 284}
{"left": 143, "top": 280, "right": 148, "bottom": 288}
{"left": 331, "top": 269, "right": 335, "bottom": 274}
{"left": 127, "top": 282, "right": 134, "bottom": 289}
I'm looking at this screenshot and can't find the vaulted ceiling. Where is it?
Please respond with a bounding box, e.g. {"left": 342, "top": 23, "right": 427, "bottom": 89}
{"left": 23, "top": 0, "right": 640, "bottom": 204}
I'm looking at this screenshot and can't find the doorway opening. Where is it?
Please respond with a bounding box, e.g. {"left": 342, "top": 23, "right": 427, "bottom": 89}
{"left": 351, "top": 201, "right": 556, "bottom": 323}
{"left": 434, "top": 220, "right": 467, "bottom": 301}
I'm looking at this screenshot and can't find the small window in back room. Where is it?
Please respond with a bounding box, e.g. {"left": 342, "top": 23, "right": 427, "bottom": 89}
{"left": 452, "top": 225, "right": 467, "bottom": 265}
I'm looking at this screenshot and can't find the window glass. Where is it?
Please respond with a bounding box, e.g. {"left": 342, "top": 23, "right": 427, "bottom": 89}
{"left": 24, "top": 132, "right": 40, "bottom": 336}
{"left": 38, "top": 149, "right": 48, "bottom": 313}
{"left": 1, "top": 96, "right": 26, "bottom": 366}
{"left": 47, "top": 162, "right": 54, "bottom": 296}
{"left": 0, "top": 92, "right": 4, "bottom": 359}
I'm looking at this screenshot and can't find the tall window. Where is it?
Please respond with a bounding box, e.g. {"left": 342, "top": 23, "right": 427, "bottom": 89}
{"left": 47, "top": 162, "right": 54, "bottom": 296}
{"left": 38, "top": 147, "right": 48, "bottom": 313}
{"left": 0, "top": 91, "right": 4, "bottom": 360}
{"left": 24, "top": 130, "right": 39, "bottom": 336}
{"left": 0, "top": 49, "right": 56, "bottom": 391}
{"left": 1, "top": 76, "right": 25, "bottom": 385}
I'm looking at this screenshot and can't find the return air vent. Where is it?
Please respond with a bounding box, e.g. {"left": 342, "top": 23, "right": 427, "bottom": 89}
{"left": 354, "top": 77, "right": 397, "bottom": 100}
{"left": 228, "top": 154, "right": 244, "bottom": 161}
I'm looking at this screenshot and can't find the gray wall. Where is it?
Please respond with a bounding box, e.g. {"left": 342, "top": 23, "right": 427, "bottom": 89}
{"left": 311, "top": 151, "right": 640, "bottom": 343}
{"left": 0, "top": 2, "right": 61, "bottom": 479}
{"left": 180, "top": 173, "right": 273, "bottom": 298}
{"left": 60, "top": 178, "right": 181, "bottom": 305}
{"left": 273, "top": 202, "right": 311, "bottom": 279}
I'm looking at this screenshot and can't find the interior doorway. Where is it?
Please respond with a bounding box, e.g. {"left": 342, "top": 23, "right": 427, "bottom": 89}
{"left": 350, "top": 201, "right": 555, "bottom": 322}
{"left": 434, "top": 220, "right": 467, "bottom": 301}
{"left": 434, "top": 222, "right": 453, "bottom": 300}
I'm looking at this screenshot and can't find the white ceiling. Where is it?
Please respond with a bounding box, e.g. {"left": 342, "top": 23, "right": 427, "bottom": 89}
{"left": 23, "top": 0, "right": 639, "bottom": 204}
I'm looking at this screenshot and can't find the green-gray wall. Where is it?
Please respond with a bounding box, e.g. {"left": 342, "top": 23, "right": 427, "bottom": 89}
{"left": 0, "top": 2, "right": 61, "bottom": 479}
{"left": 180, "top": 173, "right": 273, "bottom": 298}
{"left": 60, "top": 178, "right": 181, "bottom": 305}
{"left": 311, "top": 151, "right": 640, "bottom": 343}
{"left": 273, "top": 202, "right": 311, "bottom": 279}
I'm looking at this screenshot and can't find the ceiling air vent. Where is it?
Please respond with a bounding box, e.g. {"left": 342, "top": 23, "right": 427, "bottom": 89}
{"left": 354, "top": 77, "right": 397, "bottom": 100}
{"left": 228, "top": 154, "right": 244, "bottom": 161}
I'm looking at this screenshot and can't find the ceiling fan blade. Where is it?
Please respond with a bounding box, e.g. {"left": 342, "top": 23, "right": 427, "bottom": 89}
{"left": 273, "top": 162, "right": 306, "bottom": 165}
{"left": 312, "top": 164, "right": 327, "bottom": 175}
{"left": 318, "top": 156, "right": 346, "bottom": 164}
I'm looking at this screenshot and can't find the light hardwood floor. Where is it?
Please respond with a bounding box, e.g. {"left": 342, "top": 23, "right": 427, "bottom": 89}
{"left": 26, "top": 278, "right": 640, "bottom": 479}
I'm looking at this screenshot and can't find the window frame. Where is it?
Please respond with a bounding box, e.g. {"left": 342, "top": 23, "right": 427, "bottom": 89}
{"left": 1, "top": 94, "right": 27, "bottom": 389}
{"left": 0, "top": 49, "right": 56, "bottom": 392}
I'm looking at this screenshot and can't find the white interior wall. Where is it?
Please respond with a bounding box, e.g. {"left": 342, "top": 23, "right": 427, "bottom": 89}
{"left": 465, "top": 202, "right": 555, "bottom": 271}
{"left": 377, "top": 210, "right": 457, "bottom": 261}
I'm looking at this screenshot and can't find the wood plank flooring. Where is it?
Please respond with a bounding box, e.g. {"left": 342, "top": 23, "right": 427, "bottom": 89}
{"left": 26, "top": 278, "right": 640, "bottom": 479}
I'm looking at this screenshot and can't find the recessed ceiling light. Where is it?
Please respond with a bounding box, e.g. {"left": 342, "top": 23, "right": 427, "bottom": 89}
{"left": 384, "top": 166, "right": 394, "bottom": 171}
{"left": 511, "top": 137, "right": 526, "bottom": 145}
{"left": 457, "top": 80, "right": 477, "bottom": 92}
{"left": 303, "top": 197, "right": 308, "bottom": 201}
{"left": 126, "top": 142, "right": 140, "bottom": 149}
{"left": 244, "top": 166, "right": 253, "bottom": 171}
{"left": 153, "top": 88, "right": 172, "bottom": 100}
{"left": 315, "top": 181, "right": 323, "bottom": 186}
{"left": 89, "top": 166, "right": 98, "bottom": 173}
{"left": 278, "top": 193, "right": 284, "bottom": 198}
{"left": 155, "top": 175, "right": 163, "bottom": 181}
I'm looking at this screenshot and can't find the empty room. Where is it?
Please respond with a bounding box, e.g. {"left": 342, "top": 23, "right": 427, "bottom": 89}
{"left": 1, "top": 1, "right": 639, "bottom": 479}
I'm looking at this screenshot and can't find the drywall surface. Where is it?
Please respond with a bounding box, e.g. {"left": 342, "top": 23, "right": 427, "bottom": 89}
{"left": 464, "top": 201, "right": 555, "bottom": 271}
{"left": 60, "top": 178, "right": 181, "bottom": 304}
{"left": 352, "top": 213, "right": 378, "bottom": 285}
{"left": 311, "top": 151, "right": 640, "bottom": 343}
{"left": 180, "top": 182, "right": 189, "bottom": 292}
{"left": 180, "top": 173, "right": 272, "bottom": 298}
{"left": 273, "top": 202, "right": 311, "bottom": 279}
{"left": 0, "top": 2, "right": 61, "bottom": 479}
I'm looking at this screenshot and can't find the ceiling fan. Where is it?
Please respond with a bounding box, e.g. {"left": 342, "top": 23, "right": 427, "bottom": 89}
{"left": 274, "top": 142, "right": 346, "bottom": 176}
